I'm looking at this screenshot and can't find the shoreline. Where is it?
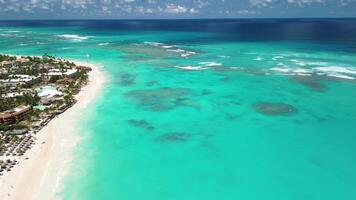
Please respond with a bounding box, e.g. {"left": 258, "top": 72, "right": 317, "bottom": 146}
{"left": 0, "top": 59, "right": 106, "bottom": 200}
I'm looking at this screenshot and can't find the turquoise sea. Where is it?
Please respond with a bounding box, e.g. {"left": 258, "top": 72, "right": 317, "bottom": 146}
{"left": 1, "top": 19, "right": 356, "bottom": 200}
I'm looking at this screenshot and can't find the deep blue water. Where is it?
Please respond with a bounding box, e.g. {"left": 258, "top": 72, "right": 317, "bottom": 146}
{"left": 2, "top": 19, "right": 356, "bottom": 41}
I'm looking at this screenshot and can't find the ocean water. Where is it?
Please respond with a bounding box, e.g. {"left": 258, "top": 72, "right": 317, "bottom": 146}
{"left": 1, "top": 19, "right": 356, "bottom": 200}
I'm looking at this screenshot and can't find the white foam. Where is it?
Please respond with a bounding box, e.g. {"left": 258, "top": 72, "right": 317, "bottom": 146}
{"left": 143, "top": 42, "right": 197, "bottom": 57}
{"left": 313, "top": 66, "right": 356, "bottom": 75}
{"left": 270, "top": 67, "right": 292, "bottom": 73}
{"left": 326, "top": 73, "right": 355, "bottom": 80}
{"left": 175, "top": 66, "right": 209, "bottom": 71}
{"left": 277, "top": 63, "right": 286, "bottom": 66}
{"left": 269, "top": 67, "right": 312, "bottom": 76}
{"left": 56, "top": 34, "right": 90, "bottom": 42}
{"left": 269, "top": 65, "right": 356, "bottom": 79}
{"left": 307, "top": 61, "right": 329, "bottom": 66}
{"left": 181, "top": 51, "right": 197, "bottom": 57}
{"left": 293, "top": 68, "right": 311, "bottom": 74}
{"left": 98, "top": 42, "right": 109, "bottom": 46}
{"left": 218, "top": 55, "right": 230, "bottom": 58}
{"left": 272, "top": 56, "right": 283, "bottom": 61}
{"left": 0, "top": 33, "right": 12, "bottom": 37}
{"left": 180, "top": 51, "right": 197, "bottom": 57}
{"left": 254, "top": 56, "right": 263, "bottom": 61}
{"left": 199, "top": 62, "right": 222, "bottom": 67}
{"left": 312, "top": 66, "right": 356, "bottom": 80}
{"left": 144, "top": 41, "right": 163, "bottom": 46}
{"left": 181, "top": 54, "right": 190, "bottom": 57}
{"left": 185, "top": 51, "right": 197, "bottom": 55}
{"left": 5, "top": 30, "right": 21, "bottom": 33}
{"left": 162, "top": 45, "right": 175, "bottom": 49}
{"left": 167, "top": 49, "right": 185, "bottom": 53}
{"left": 230, "top": 67, "right": 240, "bottom": 70}
{"left": 296, "top": 62, "right": 306, "bottom": 66}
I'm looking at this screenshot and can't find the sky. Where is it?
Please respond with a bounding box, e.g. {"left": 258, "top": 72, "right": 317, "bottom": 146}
{"left": 0, "top": 0, "right": 355, "bottom": 19}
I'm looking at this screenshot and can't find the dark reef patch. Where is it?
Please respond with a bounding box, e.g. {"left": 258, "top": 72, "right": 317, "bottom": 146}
{"left": 310, "top": 157, "right": 325, "bottom": 168}
{"left": 117, "top": 73, "right": 136, "bottom": 86}
{"left": 225, "top": 113, "right": 241, "bottom": 120}
{"left": 173, "top": 97, "right": 200, "bottom": 109}
{"left": 253, "top": 102, "right": 297, "bottom": 116}
{"left": 220, "top": 76, "right": 234, "bottom": 82}
{"left": 114, "top": 43, "right": 199, "bottom": 61}
{"left": 127, "top": 119, "right": 154, "bottom": 130}
{"left": 146, "top": 80, "right": 159, "bottom": 86}
{"left": 156, "top": 132, "right": 191, "bottom": 142}
{"left": 201, "top": 89, "right": 212, "bottom": 95}
{"left": 125, "top": 87, "right": 192, "bottom": 111}
{"left": 293, "top": 76, "right": 327, "bottom": 92}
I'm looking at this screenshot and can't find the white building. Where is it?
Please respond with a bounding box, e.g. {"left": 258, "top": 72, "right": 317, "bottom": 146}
{"left": 0, "top": 74, "right": 39, "bottom": 87}
{"left": 47, "top": 69, "right": 77, "bottom": 77}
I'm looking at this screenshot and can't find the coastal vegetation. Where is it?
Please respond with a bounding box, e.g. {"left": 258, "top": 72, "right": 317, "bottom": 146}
{"left": 0, "top": 94, "right": 39, "bottom": 112}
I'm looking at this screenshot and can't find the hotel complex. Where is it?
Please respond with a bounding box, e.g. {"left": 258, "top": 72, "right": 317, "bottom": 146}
{"left": 0, "top": 105, "right": 31, "bottom": 125}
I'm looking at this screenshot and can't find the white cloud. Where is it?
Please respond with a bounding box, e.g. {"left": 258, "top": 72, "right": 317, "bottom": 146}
{"left": 164, "top": 4, "right": 188, "bottom": 14}
{"left": 0, "top": 0, "right": 354, "bottom": 18}
{"left": 249, "top": 0, "right": 327, "bottom": 7}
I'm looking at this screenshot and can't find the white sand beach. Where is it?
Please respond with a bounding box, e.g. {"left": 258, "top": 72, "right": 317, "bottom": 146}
{"left": 0, "top": 61, "right": 106, "bottom": 200}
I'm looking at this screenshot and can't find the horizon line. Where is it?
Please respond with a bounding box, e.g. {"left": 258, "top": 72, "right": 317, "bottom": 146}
{"left": 1, "top": 16, "right": 356, "bottom": 21}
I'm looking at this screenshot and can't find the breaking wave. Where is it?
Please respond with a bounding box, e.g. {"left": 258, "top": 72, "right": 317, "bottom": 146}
{"left": 174, "top": 66, "right": 210, "bottom": 71}
{"left": 98, "top": 43, "right": 110, "bottom": 46}
{"left": 144, "top": 41, "right": 198, "bottom": 57}
{"left": 56, "top": 34, "right": 90, "bottom": 42}
{"left": 269, "top": 66, "right": 356, "bottom": 80}
{"left": 199, "top": 62, "right": 222, "bottom": 67}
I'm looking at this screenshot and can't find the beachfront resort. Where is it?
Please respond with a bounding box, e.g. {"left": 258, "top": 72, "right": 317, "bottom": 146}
{"left": 0, "top": 54, "right": 91, "bottom": 176}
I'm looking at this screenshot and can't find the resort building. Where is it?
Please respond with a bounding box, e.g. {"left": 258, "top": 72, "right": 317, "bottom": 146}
{"left": 76, "top": 65, "right": 92, "bottom": 72}
{"left": 1, "top": 91, "right": 25, "bottom": 98}
{"left": 36, "top": 86, "right": 63, "bottom": 98}
{"left": 0, "top": 105, "right": 32, "bottom": 125}
{"left": 47, "top": 69, "right": 77, "bottom": 77}
{"left": 0, "top": 68, "right": 8, "bottom": 74}
{"left": 0, "top": 75, "right": 40, "bottom": 87}
{"left": 35, "top": 86, "right": 63, "bottom": 106}
{"left": 1, "top": 89, "right": 33, "bottom": 98}
{"left": 0, "top": 60, "right": 12, "bottom": 67}
{"left": 16, "top": 57, "right": 30, "bottom": 63}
